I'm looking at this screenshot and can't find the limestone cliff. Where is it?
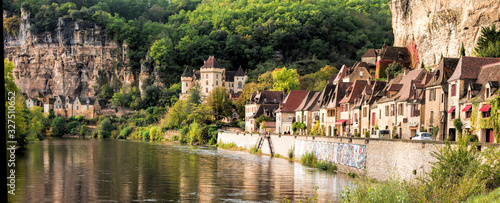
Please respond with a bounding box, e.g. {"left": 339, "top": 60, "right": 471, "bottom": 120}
{"left": 3, "top": 9, "right": 135, "bottom": 98}
{"left": 390, "top": 0, "right": 500, "bottom": 66}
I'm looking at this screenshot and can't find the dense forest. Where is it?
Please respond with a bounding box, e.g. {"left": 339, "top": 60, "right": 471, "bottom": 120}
{"left": 3, "top": 0, "right": 393, "bottom": 86}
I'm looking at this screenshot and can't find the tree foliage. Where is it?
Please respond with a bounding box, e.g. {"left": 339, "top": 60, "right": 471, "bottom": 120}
{"left": 206, "top": 87, "right": 233, "bottom": 121}
{"left": 474, "top": 24, "right": 500, "bottom": 58}
{"left": 272, "top": 67, "right": 300, "bottom": 92}
{"left": 385, "top": 62, "right": 404, "bottom": 81}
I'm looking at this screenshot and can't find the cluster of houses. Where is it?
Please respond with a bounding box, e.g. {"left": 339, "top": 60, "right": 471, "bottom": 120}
{"left": 243, "top": 45, "right": 500, "bottom": 143}
{"left": 26, "top": 95, "right": 101, "bottom": 119}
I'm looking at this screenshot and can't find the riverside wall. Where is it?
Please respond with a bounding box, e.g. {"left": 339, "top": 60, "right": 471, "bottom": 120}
{"left": 218, "top": 132, "right": 499, "bottom": 181}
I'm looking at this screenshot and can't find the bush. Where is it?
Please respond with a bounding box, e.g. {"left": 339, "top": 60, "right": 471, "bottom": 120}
{"left": 179, "top": 126, "right": 189, "bottom": 144}
{"left": 301, "top": 151, "right": 317, "bottom": 167}
{"left": 79, "top": 124, "right": 87, "bottom": 137}
{"left": 51, "top": 117, "right": 66, "bottom": 137}
{"left": 354, "top": 132, "right": 361, "bottom": 137}
{"left": 365, "top": 131, "right": 370, "bottom": 138}
{"left": 188, "top": 122, "right": 200, "bottom": 144}
{"left": 314, "top": 161, "right": 337, "bottom": 171}
{"left": 249, "top": 145, "right": 261, "bottom": 154}
{"left": 288, "top": 148, "right": 294, "bottom": 159}
{"left": 98, "top": 118, "right": 114, "bottom": 138}
{"left": 119, "top": 126, "right": 132, "bottom": 139}
{"left": 67, "top": 121, "right": 81, "bottom": 134}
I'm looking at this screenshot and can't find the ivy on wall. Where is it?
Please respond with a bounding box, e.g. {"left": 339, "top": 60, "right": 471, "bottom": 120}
{"left": 470, "top": 95, "right": 500, "bottom": 143}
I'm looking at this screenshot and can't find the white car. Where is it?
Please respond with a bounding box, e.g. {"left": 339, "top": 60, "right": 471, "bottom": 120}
{"left": 411, "top": 132, "right": 433, "bottom": 141}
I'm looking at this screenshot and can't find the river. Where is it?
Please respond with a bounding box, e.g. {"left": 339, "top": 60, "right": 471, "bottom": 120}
{"left": 8, "top": 138, "right": 353, "bottom": 202}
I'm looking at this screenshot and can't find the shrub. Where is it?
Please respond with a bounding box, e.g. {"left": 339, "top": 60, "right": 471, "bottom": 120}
{"left": 354, "top": 132, "right": 361, "bottom": 137}
{"left": 179, "top": 126, "right": 189, "bottom": 144}
{"left": 249, "top": 145, "right": 261, "bottom": 154}
{"left": 98, "top": 118, "right": 113, "bottom": 138}
{"left": 67, "top": 121, "right": 81, "bottom": 134}
{"left": 79, "top": 124, "right": 87, "bottom": 137}
{"left": 199, "top": 125, "right": 211, "bottom": 145}
{"left": 364, "top": 131, "right": 370, "bottom": 138}
{"left": 51, "top": 117, "right": 66, "bottom": 137}
{"left": 288, "top": 148, "right": 294, "bottom": 159}
{"left": 314, "top": 161, "right": 337, "bottom": 171}
{"left": 119, "top": 126, "right": 132, "bottom": 139}
{"left": 301, "top": 151, "right": 317, "bottom": 167}
{"left": 188, "top": 122, "right": 200, "bottom": 144}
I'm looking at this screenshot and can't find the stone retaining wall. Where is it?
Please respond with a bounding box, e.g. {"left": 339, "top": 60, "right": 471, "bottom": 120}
{"left": 218, "top": 132, "right": 500, "bottom": 181}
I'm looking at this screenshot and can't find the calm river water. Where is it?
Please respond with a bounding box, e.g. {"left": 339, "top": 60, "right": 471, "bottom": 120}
{"left": 9, "top": 138, "right": 353, "bottom": 202}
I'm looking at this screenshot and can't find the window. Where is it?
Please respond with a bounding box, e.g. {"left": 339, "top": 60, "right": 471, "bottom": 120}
{"left": 483, "top": 111, "right": 491, "bottom": 118}
{"left": 441, "top": 93, "right": 444, "bottom": 103}
{"left": 238, "top": 82, "right": 242, "bottom": 89}
{"left": 486, "top": 88, "right": 490, "bottom": 98}
{"left": 206, "top": 80, "right": 208, "bottom": 85}
{"left": 322, "top": 113, "right": 325, "bottom": 122}
{"left": 466, "top": 109, "right": 471, "bottom": 118}
{"left": 76, "top": 106, "right": 79, "bottom": 110}
{"left": 216, "top": 74, "right": 218, "bottom": 79}
{"left": 206, "top": 88, "right": 208, "bottom": 93}
{"left": 430, "top": 111, "right": 434, "bottom": 125}
{"left": 411, "top": 104, "right": 420, "bottom": 117}
{"left": 451, "top": 107, "right": 456, "bottom": 119}
{"left": 391, "top": 104, "right": 395, "bottom": 116}
{"left": 451, "top": 84, "right": 457, "bottom": 96}
{"left": 363, "top": 107, "right": 367, "bottom": 117}
{"left": 398, "top": 104, "right": 403, "bottom": 115}
{"left": 385, "top": 105, "right": 389, "bottom": 116}
{"left": 185, "top": 82, "right": 188, "bottom": 87}
{"left": 216, "top": 81, "right": 218, "bottom": 86}
{"left": 355, "top": 113, "right": 358, "bottom": 122}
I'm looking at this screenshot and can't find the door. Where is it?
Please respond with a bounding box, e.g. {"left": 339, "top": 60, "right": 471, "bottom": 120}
{"left": 486, "top": 129, "right": 495, "bottom": 143}
{"left": 448, "top": 129, "right": 456, "bottom": 141}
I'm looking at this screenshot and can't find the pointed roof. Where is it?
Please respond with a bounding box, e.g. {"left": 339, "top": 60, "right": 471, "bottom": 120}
{"left": 295, "top": 91, "right": 318, "bottom": 112}
{"left": 280, "top": 90, "right": 309, "bottom": 113}
{"left": 472, "top": 62, "right": 500, "bottom": 101}
{"left": 235, "top": 65, "right": 245, "bottom": 76}
{"left": 182, "top": 66, "right": 192, "bottom": 77}
{"left": 394, "top": 69, "right": 427, "bottom": 101}
{"left": 326, "top": 82, "right": 352, "bottom": 109}
{"left": 333, "top": 65, "right": 347, "bottom": 84}
{"left": 362, "top": 49, "right": 378, "bottom": 58}
{"left": 201, "top": 56, "right": 222, "bottom": 68}
{"left": 339, "top": 80, "right": 368, "bottom": 104}
{"left": 426, "top": 57, "right": 459, "bottom": 87}
{"left": 448, "top": 56, "right": 500, "bottom": 82}
{"left": 304, "top": 92, "right": 321, "bottom": 111}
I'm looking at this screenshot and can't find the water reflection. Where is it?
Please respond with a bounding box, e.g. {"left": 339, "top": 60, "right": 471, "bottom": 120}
{"left": 9, "top": 139, "right": 352, "bottom": 202}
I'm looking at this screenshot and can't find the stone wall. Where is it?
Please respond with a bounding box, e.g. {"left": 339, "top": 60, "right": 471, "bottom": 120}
{"left": 164, "top": 130, "right": 180, "bottom": 140}
{"left": 218, "top": 132, "right": 500, "bottom": 181}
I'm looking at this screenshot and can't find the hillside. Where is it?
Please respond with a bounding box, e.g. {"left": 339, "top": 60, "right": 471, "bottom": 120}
{"left": 3, "top": 0, "right": 393, "bottom": 99}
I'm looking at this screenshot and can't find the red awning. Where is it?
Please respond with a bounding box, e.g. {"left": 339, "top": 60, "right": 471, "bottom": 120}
{"left": 335, "top": 119, "right": 347, "bottom": 124}
{"left": 462, "top": 105, "right": 472, "bottom": 112}
{"left": 447, "top": 106, "right": 456, "bottom": 113}
{"left": 479, "top": 104, "right": 491, "bottom": 112}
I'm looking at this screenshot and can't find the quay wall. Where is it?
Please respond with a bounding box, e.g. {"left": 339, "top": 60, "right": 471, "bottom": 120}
{"left": 218, "top": 132, "right": 500, "bottom": 181}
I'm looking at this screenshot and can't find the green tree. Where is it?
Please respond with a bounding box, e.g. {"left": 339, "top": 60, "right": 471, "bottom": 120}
{"left": 27, "top": 106, "right": 46, "bottom": 141}
{"left": 385, "top": 62, "right": 404, "bottom": 81}
{"left": 51, "top": 117, "right": 66, "bottom": 137}
{"left": 165, "top": 100, "right": 189, "bottom": 128}
{"left": 460, "top": 43, "right": 466, "bottom": 57}
{"left": 234, "top": 82, "right": 258, "bottom": 117}
{"left": 187, "top": 104, "right": 213, "bottom": 125}
{"left": 206, "top": 87, "right": 233, "bottom": 121}
{"left": 272, "top": 67, "right": 300, "bottom": 92}
{"left": 475, "top": 24, "right": 500, "bottom": 58}
{"left": 187, "top": 82, "right": 202, "bottom": 105}
{"left": 98, "top": 118, "right": 114, "bottom": 138}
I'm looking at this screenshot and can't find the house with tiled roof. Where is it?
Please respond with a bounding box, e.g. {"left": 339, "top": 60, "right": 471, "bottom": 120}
{"left": 374, "top": 68, "right": 427, "bottom": 139}
{"left": 180, "top": 56, "right": 248, "bottom": 101}
{"left": 245, "top": 90, "right": 284, "bottom": 132}
{"left": 275, "top": 90, "right": 309, "bottom": 134}
{"left": 54, "top": 95, "right": 66, "bottom": 117}
{"left": 26, "top": 97, "right": 43, "bottom": 109}
{"left": 43, "top": 97, "right": 56, "bottom": 115}
{"left": 317, "top": 73, "right": 338, "bottom": 136}
{"left": 294, "top": 91, "right": 320, "bottom": 135}
{"left": 72, "top": 96, "right": 101, "bottom": 118}
{"left": 361, "top": 48, "right": 380, "bottom": 66}
{"left": 375, "top": 45, "right": 412, "bottom": 79}
{"left": 324, "top": 82, "right": 352, "bottom": 136}
{"left": 446, "top": 56, "right": 500, "bottom": 140}
{"left": 458, "top": 62, "right": 500, "bottom": 143}
{"left": 423, "top": 57, "right": 459, "bottom": 141}
{"left": 339, "top": 80, "right": 368, "bottom": 136}
{"left": 356, "top": 80, "right": 387, "bottom": 136}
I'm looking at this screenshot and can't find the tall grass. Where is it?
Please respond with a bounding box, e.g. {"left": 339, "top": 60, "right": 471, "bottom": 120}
{"left": 301, "top": 151, "right": 337, "bottom": 172}
{"left": 341, "top": 135, "right": 500, "bottom": 202}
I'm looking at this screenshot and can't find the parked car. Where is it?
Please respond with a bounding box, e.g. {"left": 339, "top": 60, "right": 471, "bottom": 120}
{"left": 411, "top": 132, "right": 433, "bottom": 141}
{"left": 371, "top": 130, "right": 391, "bottom": 138}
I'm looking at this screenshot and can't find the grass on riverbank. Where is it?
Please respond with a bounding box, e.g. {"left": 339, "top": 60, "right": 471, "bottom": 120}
{"left": 340, "top": 136, "right": 500, "bottom": 202}
{"left": 301, "top": 151, "right": 337, "bottom": 172}
{"left": 217, "top": 142, "right": 245, "bottom": 151}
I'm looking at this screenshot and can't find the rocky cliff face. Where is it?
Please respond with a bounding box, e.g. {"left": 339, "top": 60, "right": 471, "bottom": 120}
{"left": 390, "top": 0, "right": 500, "bottom": 66}
{"left": 4, "top": 9, "right": 135, "bottom": 98}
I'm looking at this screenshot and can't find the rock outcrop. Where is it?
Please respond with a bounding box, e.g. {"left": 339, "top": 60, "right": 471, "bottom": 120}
{"left": 4, "top": 9, "right": 133, "bottom": 98}
{"left": 390, "top": 0, "right": 500, "bottom": 66}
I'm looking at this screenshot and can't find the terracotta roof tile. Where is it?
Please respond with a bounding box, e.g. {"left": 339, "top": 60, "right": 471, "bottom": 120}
{"left": 448, "top": 56, "right": 500, "bottom": 82}
{"left": 340, "top": 80, "right": 368, "bottom": 104}
{"left": 426, "top": 58, "right": 459, "bottom": 87}
{"left": 280, "top": 90, "right": 309, "bottom": 113}
{"left": 201, "top": 56, "right": 221, "bottom": 68}
{"left": 362, "top": 49, "right": 377, "bottom": 58}
{"left": 295, "top": 91, "right": 318, "bottom": 111}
